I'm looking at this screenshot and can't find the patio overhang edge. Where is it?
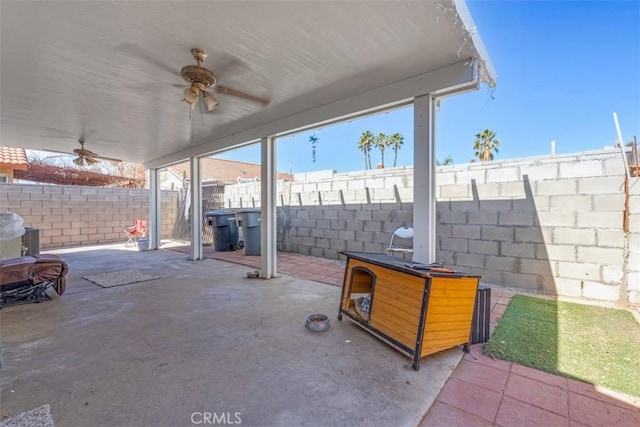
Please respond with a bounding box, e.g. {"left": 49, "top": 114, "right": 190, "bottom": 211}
{"left": 452, "top": 0, "right": 497, "bottom": 88}
{"left": 144, "top": 60, "right": 477, "bottom": 170}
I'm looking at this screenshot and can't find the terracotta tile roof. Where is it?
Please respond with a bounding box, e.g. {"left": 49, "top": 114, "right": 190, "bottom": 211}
{"left": 0, "top": 146, "right": 28, "bottom": 170}
{"left": 170, "top": 158, "right": 292, "bottom": 183}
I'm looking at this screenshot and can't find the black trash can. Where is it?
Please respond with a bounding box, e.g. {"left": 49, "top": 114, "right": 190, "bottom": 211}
{"left": 205, "top": 210, "right": 239, "bottom": 252}
{"left": 235, "top": 208, "right": 261, "bottom": 256}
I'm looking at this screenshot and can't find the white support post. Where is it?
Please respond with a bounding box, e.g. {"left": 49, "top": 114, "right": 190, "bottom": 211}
{"left": 149, "top": 168, "right": 161, "bottom": 250}
{"left": 261, "top": 136, "right": 277, "bottom": 278}
{"left": 413, "top": 94, "right": 437, "bottom": 264}
{"left": 190, "top": 157, "right": 203, "bottom": 261}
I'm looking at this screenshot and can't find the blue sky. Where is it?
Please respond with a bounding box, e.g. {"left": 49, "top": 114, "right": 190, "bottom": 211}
{"left": 218, "top": 0, "right": 640, "bottom": 173}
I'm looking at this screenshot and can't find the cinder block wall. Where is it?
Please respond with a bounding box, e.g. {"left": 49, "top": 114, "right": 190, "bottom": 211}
{"left": 435, "top": 151, "right": 627, "bottom": 302}
{"left": 224, "top": 149, "right": 638, "bottom": 303}
{"left": 224, "top": 168, "right": 414, "bottom": 260}
{"left": 0, "top": 184, "right": 179, "bottom": 249}
{"left": 628, "top": 184, "right": 640, "bottom": 304}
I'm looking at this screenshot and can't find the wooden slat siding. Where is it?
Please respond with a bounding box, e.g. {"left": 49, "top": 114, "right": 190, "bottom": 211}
{"left": 369, "top": 301, "right": 419, "bottom": 348}
{"left": 346, "top": 317, "right": 413, "bottom": 359}
{"left": 429, "top": 288, "right": 477, "bottom": 298}
{"left": 425, "top": 320, "right": 473, "bottom": 333}
{"left": 373, "top": 283, "right": 423, "bottom": 311}
{"left": 421, "top": 276, "right": 479, "bottom": 357}
{"left": 427, "top": 300, "right": 478, "bottom": 311}
{"left": 374, "top": 277, "right": 425, "bottom": 298}
{"left": 340, "top": 278, "right": 350, "bottom": 311}
{"left": 369, "top": 303, "right": 420, "bottom": 338}
{"left": 345, "top": 306, "right": 416, "bottom": 350}
{"left": 369, "top": 318, "right": 417, "bottom": 348}
{"left": 370, "top": 297, "right": 421, "bottom": 329}
{"left": 423, "top": 313, "right": 473, "bottom": 325}
{"left": 349, "top": 259, "right": 425, "bottom": 290}
{"left": 362, "top": 260, "right": 426, "bottom": 349}
{"left": 370, "top": 269, "right": 425, "bottom": 292}
{"left": 423, "top": 343, "right": 462, "bottom": 356}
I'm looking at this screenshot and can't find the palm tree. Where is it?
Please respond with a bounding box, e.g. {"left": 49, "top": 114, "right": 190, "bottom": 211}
{"left": 436, "top": 154, "right": 453, "bottom": 166}
{"left": 309, "top": 134, "right": 318, "bottom": 163}
{"left": 473, "top": 129, "right": 500, "bottom": 161}
{"left": 375, "top": 132, "right": 388, "bottom": 167}
{"left": 358, "top": 131, "right": 374, "bottom": 169}
{"left": 388, "top": 133, "right": 404, "bottom": 167}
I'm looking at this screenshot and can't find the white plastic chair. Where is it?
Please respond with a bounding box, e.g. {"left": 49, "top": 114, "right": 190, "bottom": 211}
{"left": 386, "top": 226, "right": 414, "bottom": 256}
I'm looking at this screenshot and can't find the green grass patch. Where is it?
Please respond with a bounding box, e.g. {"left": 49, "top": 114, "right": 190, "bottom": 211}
{"left": 484, "top": 295, "right": 640, "bottom": 397}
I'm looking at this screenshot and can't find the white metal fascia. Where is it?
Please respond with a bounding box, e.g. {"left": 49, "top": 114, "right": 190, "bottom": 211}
{"left": 431, "top": 59, "right": 479, "bottom": 98}
{"left": 145, "top": 60, "right": 477, "bottom": 170}
{"left": 451, "top": 0, "right": 497, "bottom": 87}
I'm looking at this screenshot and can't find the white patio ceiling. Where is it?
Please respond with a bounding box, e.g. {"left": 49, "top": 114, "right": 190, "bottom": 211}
{"left": 0, "top": 0, "right": 495, "bottom": 169}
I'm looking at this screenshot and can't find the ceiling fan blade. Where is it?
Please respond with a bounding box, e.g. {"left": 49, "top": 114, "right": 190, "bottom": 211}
{"left": 73, "top": 148, "right": 97, "bottom": 157}
{"left": 210, "top": 54, "right": 246, "bottom": 78}
{"left": 37, "top": 148, "right": 74, "bottom": 156}
{"left": 40, "top": 154, "right": 69, "bottom": 160}
{"left": 115, "top": 43, "right": 180, "bottom": 77}
{"left": 215, "top": 85, "right": 270, "bottom": 106}
{"left": 93, "top": 155, "right": 123, "bottom": 163}
{"left": 85, "top": 157, "right": 99, "bottom": 166}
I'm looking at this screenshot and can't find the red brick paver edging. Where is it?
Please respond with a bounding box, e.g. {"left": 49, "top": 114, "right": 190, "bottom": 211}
{"left": 420, "top": 289, "right": 640, "bottom": 426}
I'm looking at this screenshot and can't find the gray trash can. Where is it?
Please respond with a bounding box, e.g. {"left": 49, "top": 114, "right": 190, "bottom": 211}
{"left": 23, "top": 227, "right": 40, "bottom": 256}
{"left": 205, "top": 210, "right": 239, "bottom": 251}
{"left": 235, "top": 208, "right": 261, "bottom": 256}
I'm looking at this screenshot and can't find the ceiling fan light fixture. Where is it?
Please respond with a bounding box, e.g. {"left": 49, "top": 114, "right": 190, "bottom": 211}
{"left": 203, "top": 92, "right": 219, "bottom": 111}
{"left": 176, "top": 47, "right": 270, "bottom": 113}
{"left": 183, "top": 86, "right": 199, "bottom": 104}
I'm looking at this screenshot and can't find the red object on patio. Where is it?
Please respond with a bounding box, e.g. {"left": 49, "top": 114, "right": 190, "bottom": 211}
{"left": 124, "top": 219, "right": 148, "bottom": 246}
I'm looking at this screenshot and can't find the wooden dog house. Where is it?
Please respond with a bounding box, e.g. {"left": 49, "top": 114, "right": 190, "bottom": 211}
{"left": 338, "top": 252, "right": 481, "bottom": 370}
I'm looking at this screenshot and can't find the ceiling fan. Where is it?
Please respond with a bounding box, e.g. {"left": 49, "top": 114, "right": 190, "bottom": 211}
{"left": 179, "top": 48, "right": 270, "bottom": 113}
{"left": 71, "top": 140, "right": 122, "bottom": 166}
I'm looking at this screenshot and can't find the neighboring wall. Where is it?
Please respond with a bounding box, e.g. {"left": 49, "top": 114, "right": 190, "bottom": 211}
{"left": 0, "top": 184, "right": 179, "bottom": 249}
{"left": 224, "top": 149, "right": 638, "bottom": 304}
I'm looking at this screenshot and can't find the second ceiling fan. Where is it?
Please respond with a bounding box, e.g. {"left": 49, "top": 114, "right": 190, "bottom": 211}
{"left": 179, "top": 48, "right": 270, "bottom": 112}
{"left": 71, "top": 140, "right": 122, "bottom": 167}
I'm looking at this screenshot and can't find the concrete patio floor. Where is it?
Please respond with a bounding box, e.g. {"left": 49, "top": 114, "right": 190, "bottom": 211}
{"left": 170, "top": 242, "right": 640, "bottom": 426}
{"left": 2, "top": 242, "right": 639, "bottom": 426}
{"left": 0, "top": 244, "right": 463, "bottom": 427}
